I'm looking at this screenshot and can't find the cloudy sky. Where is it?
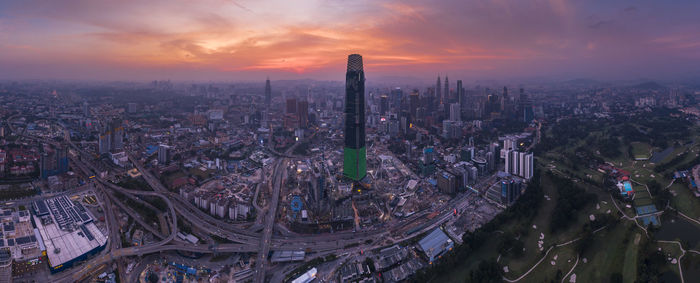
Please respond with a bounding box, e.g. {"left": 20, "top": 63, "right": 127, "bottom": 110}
{"left": 1, "top": 0, "right": 699, "bottom": 81}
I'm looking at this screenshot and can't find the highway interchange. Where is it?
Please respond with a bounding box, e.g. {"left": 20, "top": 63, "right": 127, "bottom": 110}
{"left": 10, "top": 116, "right": 486, "bottom": 282}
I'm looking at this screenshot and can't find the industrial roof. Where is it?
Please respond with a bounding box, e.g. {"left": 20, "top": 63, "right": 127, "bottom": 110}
{"left": 418, "top": 228, "right": 453, "bottom": 261}
{"left": 33, "top": 214, "right": 107, "bottom": 268}
{"left": 291, "top": 267, "right": 317, "bottom": 283}
{"left": 270, "top": 250, "right": 305, "bottom": 263}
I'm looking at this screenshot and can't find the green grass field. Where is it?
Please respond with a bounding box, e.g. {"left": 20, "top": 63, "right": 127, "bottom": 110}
{"left": 669, "top": 182, "right": 700, "bottom": 220}
{"left": 572, "top": 223, "right": 637, "bottom": 283}
{"left": 631, "top": 142, "right": 652, "bottom": 160}
{"left": 432, "top": 121, "right": 700, "bottom": 282}
{"left": 438, "top": 171, "right": 615, "bottom": 282}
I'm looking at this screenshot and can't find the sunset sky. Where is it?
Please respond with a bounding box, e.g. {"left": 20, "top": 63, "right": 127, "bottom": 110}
{"left": 1, "top": 0, "right": 699, "bottom": 81}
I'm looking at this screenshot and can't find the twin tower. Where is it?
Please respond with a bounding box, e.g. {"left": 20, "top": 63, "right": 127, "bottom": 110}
{"left": 343, "top": 54, "right": 366, "bottom": 181}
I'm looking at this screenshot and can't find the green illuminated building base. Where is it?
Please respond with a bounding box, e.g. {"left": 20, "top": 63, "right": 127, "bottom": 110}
{"left": 343, "top": 146, "right": 366, "bottom": 181}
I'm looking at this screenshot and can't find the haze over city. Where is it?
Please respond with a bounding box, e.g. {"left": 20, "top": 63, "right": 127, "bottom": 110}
{"left": 2, "top": 0, "right": 700, "bottom": 81}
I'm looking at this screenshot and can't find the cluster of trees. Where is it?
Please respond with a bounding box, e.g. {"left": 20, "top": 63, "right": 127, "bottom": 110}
{"left": 574, "top": 213, "right": 618, "bottom": 256}
{"left": 647, "top": 180, "right": 672, "bottom": 209}
{"left": 468, "top": 260, "right": 503, "bottom": 283}
{"left": 497, "top": 231, "right": 525, "bottom": 258}
{"left": 410, "top": 169, "right": 544, "bottom": 282}
{"left": 387, "top": 140, "right": 406, "bottom": 155}
{"left": 293, "top": 141, "right": 310, "bottom": 155}
{"left": 113, "top": 191, "right": 159, "bottom": 224}
{"left": 549, "top": 172, "right": 598, "bottom": 233}
{"left": 597, "top": 136, "right": 622, "bottom": 158}
{"left": 0, "top": 185, "right": 37, "bottom": 201}
{"left": 618, "top": 109, "right": 691, "bottom": 148}
{"left": 117, "top": 177, "right": 153, "bottom": 191}
{"left": 537, "top": 118, "right": 599, "bottom": 154}
{"left": 636, "top": 237, "right": 668, "bottom": 282}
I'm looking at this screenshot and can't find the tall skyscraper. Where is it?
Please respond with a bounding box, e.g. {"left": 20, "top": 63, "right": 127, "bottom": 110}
{"left": 83, "top": 101, "right": 89, "bottom": 117}
{"left": 390, "top": 87, "right": 403, "bottom": 110}
{"left": 449, "top": 103, "right": 461, "bottom": 121}
{"left": 264, "top": 77, "right": 272, "bottom": 107}
{"left": 436, "top": 75, "right": 442, "bottom": 104}
{"left": 519, "top": 88, "right": 533, "bottom": 123}
{"left": 343, "top": 54, "right": 366, "bottom": 181}
{"left": 457, "top": 80, "right": 464, "bottom": 118}
{"left": 409, "top": 90, "right": 420, "bottom": 118}
{"left": 502, "top": 86, "right": 509, "bottom": 114}
{"left": 286, "top": 98, "right": 297, "bottom": 114}
{"left": 444, "top": 76, "right": 450, "bottom": 103}
{"left": 297, "top": 100, "right": 309, "bottom": 128}
{"left": 98, "top": 119, "right": 123, "bottom": 154}
{"left": 379, "top": 94, "right": 388, "bottom": 115}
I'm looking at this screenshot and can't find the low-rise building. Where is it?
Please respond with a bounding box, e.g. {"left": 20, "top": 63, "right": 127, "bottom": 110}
{"left": 418, "top": 228, "right": 454, "bottom": 264}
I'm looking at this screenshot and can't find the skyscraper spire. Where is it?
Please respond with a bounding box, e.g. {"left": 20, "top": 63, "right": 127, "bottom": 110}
{"left": 343, "top": 54, "right": 366, "bottom": 181}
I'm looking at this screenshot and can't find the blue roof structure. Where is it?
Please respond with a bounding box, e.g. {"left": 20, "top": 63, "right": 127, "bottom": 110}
{"left": 635, "top": 204, "right": 657, "bottom": 216}
{"left": 418, "top": 228, "right": 453, "bottom": 263}
{"left": 639, "top": 215, "right": 660, "bottom": 227}
{"left": 146, "top": 145, "right": 158, "bottom": 155}
{"left": 291, "top": 196, "right": 303, "bottom": 212}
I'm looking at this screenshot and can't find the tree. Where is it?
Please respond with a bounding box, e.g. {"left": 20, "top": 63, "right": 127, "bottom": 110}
{"left": 467, "top": 259, "right": 502, "bottom": 283}
{"left": 147, "top": 272, "right": 159, "bottom": 283}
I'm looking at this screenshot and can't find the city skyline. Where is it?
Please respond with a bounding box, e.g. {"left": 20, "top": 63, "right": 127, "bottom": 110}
{"left": 2, "top": 0, "right": 700, "bottom": 81}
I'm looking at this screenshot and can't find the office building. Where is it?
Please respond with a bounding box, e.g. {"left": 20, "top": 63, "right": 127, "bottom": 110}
{"left": 97, "top": 119, "right": 123, "bottom": 155}
{"left": 380, "top": 95, "right": 389, "bottom": 115}
{"left": 40, "top": 145, "right": 69, "bottom": 179}
{"left": 286, "top": 97, "right": 297, "bottom": 114}
{"left": 265, "top": 77, "right": 272, "bottom": 107}
{"left": 82, "top": 101, "right": 89, "bottom": 117}
{"left": 500, "top": 179, "right": 523, "bottom": 205}
{"left": 437, "top": 169, "right": 460, "bottom": 195}
{"left": 297, "top": 100, "right": 309, "bottom": 128}
{"left": 98, "top": 133, "right": 110, "bottom": 155}
{"left": 409, "top": 91, "right": 420, "bottom": 118}
{"left": 436, "top": 75, "right": 442, "bottom": 104}
{"left": 390, "top": 87, "right": 403, "bottom": 110}
{"left": 343, "top": 54, "right": 367, "bottom": 181}
{"left": 519, "top": 88, "right": 534, "bottom": 123}
{"left": 442, "top": 120, "right": 461, "bottom": 139}
{"left": 449, "top": 103, "right": 461, "bottom": 121}
{"left": 444, "top": 76, "right": 450, "bottom": 103}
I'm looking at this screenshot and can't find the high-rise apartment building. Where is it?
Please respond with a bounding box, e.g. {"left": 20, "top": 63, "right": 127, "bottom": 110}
{"left": 158, "top": 144, "right": 170, "bottom": 165}
{"left": 504, "top": 150, "right": 534, "bottom": 179}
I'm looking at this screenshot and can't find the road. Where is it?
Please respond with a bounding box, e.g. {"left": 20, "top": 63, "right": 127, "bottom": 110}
{"left": 255, "top": 140, "right": 298, "bottom": 283}
{"left": 10, "top": 117, "right": 499, "bottom": 282}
